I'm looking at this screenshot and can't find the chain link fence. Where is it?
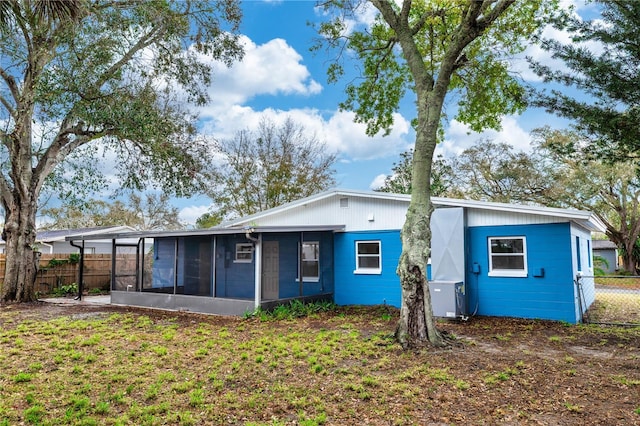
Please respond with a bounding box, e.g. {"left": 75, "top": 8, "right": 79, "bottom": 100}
{"left": 577, "top": 275, "right": 640, "bottom": 326}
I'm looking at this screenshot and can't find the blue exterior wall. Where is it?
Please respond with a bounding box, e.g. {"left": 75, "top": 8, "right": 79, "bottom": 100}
{"left": 214, "top": 235, "right": 255, "bottom": 299}
{"left": 466, "top": 222, "right": 578, "bottom": 322}
{"left": 262, "top": 232, "right": 334, "bottom": 299}
{"left": 334, "top": 230, "right": 402, "bottom": 307}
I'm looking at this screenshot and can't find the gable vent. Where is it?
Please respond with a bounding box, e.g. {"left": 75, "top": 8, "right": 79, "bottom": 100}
{"left": 339, "top": 197, "right": 349, "bottom": 208}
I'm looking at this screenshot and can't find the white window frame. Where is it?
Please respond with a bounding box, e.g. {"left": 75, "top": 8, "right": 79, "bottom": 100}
{"left": 488, "top": 236, "right": 527, "bottom": 277}
{"left": 299, "top": 241, "right": 320, "bottom": 282}
{"left": 354, "top": 240, "right": 382, "bottom": 275}
{"left": 234, "top": 243, "right": 254, "bottom": 263}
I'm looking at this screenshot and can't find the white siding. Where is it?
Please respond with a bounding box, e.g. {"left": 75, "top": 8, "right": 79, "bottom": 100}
{"left": 227, "top": 190, "right": 603, "bottom": 235}
{"left": 571, "top": 223, "right": 594, "bottom": 276}
{"left": 571, "top": 223, "right": 596, "bottom": 319}
{"left": 232, "top": 193, "right": 408, "bottom": 231}
{"left": 466, "top": 209, "right": 575, "bottom": 227}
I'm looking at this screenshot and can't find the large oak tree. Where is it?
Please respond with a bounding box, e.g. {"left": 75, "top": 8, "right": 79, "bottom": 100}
{"left": 0, "top": 0, "right": 243, "bottom": 302}
{"left": 531, "top": 128, "right": 640, "bottom": 273}
{"left": 317, "top": 0, "right": 552, "bottom": 347}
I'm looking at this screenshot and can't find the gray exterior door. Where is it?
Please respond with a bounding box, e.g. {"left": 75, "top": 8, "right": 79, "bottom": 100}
{"left": 262, "top": 241, "right": 279, "bottom": 300}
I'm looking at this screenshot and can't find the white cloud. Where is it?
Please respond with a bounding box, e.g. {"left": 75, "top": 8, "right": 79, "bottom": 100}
{"left": 198, "top": 36, "right": 322, "bottom": 116}
{"left": 369, "top": 173, "right": 387, "bottom": 190}
{"left": 314, "top": 0, "right": 377, "bottom": 36}
{"left": 323, "top": 111, "right": 411, "bottom": 160}
{"left": 179, "top": 204, "right": 214, "bottom": 226}
{"left": 438, "top": 115, "right": 532, "bottom": 157}
{"left": 511, "top": 0, "right": 606, "bottom": 82}
{"left": 512, "top": 24, "right": 574, "bottom": 82}
{"left": 200, "top": 106, "right": 412, "bottom": 162}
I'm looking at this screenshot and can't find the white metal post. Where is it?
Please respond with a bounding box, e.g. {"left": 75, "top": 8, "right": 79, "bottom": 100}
{"left": 254, "top": 234, "right": 262, "bottom": 309}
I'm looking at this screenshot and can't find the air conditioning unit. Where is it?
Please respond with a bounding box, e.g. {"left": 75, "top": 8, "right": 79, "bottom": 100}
{"left": 428, "top": 280, "right": 466, "bottom": 318}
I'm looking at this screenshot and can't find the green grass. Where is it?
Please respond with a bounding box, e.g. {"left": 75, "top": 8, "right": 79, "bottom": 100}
{"left": 0, "top": 306, "right": 638, "bottom": 425}
{"left": 594, "top": 276, "right": 640, "bottom": 289}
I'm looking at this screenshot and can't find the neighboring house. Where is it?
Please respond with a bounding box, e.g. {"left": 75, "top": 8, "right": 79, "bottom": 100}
{"left": 69, "top": 189, "right": 606, "bottom": 323}
{"left": 592, "top": 239, "right": 618, "bottom": 274}
{"left": 0, "top": 226, "right": 136, "bottom": 254}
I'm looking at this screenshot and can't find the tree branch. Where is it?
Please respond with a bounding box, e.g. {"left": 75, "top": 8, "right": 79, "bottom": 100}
{"left": 0, "top": 94, "right": 16, "bottom": 125}
{"left": 372, "top": 0, "right": 399, "bottom": 29}
{"left": 31, "top": 121, "right": 105, "bottom": 194}
{"left": 409, "top": 5, "right": 447, "bottom": 37}
{"left": 475, "top": 0, "right": 515, "bottom": 32}
{"left": 92, "top": 24, "right": 166, "bottom": 91}
{"left": 0, "top": 67, "right": 19, "bottom": 119}
{"left": 0, "top": 170, "right": 14, "bottom": 210}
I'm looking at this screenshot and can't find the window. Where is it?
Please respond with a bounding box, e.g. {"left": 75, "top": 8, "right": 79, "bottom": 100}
{"left": 488, "top": 237, "right": 527, "bottom": 277}
{"left": 355, "top": 241, "right": 381, "bottom": 274}
{"left": 235, "top": 243, "right": 253, "bottom": 263}
{"left": 301, "top": 242, "right": 319, "bottom": 281}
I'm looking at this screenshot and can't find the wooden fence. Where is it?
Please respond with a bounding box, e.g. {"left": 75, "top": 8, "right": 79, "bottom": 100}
{"left": 0, "top": 254, "right": 135, "bottom": 295}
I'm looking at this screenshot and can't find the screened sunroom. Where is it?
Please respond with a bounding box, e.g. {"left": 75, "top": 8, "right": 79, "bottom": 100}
{"left": 66, "top": 225, "right": 343, "bottom": 316}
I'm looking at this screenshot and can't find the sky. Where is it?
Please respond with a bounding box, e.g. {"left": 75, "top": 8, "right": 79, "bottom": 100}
{"left": 89, "top": 0, "right": 602, "bottom": 226}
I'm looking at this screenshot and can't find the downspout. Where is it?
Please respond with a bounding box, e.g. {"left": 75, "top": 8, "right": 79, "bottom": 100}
{"left": 69, "top": 239, "right": 85, "bottom": 300}
{"left": 245, "top": 228, "right": 261, "bottom": 309}
{"left": 254, "top": 234, "right": 262, "bottom": 310}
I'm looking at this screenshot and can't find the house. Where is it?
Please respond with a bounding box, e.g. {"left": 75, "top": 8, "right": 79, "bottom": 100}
{"left": 591, "top": 239, "right": 618, "bottom": 274}
{"left": 0, "top": 226, "right": 136, "bottom": 254}
{"left": 68, "top": 190, "right": 606, "bottom": 323}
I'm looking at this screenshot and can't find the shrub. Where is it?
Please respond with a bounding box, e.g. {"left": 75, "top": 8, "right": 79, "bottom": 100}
{"left": 246, "top": 300, "right": 337, "bottom": 321}
{"left": 53, "top": 283, "right": 78, "bottom": 297}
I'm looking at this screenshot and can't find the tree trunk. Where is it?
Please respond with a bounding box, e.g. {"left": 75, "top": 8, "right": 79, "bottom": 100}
{"left": 396, "top": 199, "right": 445, "bottom": 348}
{"left": 394, "top": 66, "right": 449, "bottom": 348}
{"left": 606, "top": 229, "right": 639, "bottom": 274}
{"left": 1, "top": 195, "right": 39, "bottom": 302}
{"left": 368, "top": 0, "right": 516, "bottom": 348}
{"left": 621, "top": 242, "right": 637, "bottom": 274}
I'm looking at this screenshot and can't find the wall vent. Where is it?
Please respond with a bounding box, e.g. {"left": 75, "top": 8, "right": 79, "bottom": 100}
{"left": 339, "top": 197, "right": 349, "bottom": 208}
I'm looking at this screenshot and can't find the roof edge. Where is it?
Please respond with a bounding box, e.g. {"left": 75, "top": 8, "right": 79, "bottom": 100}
{"left": 223, "top": 188, "right": 606, "bottom": 232}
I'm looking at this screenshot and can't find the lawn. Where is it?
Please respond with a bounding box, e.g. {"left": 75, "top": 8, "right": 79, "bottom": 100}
{"left": 0, "top": 302, "right": 639, "bottom": 425}
{"left": 595, "top": 276, "right": 640, "bottom": 290}
{"left": 588, "top": 293, "right": 640, "bottom": 325}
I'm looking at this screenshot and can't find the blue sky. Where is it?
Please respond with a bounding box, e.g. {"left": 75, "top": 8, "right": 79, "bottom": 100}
{"left": 170, "top": 0, "right": 600, "bottom": 224}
